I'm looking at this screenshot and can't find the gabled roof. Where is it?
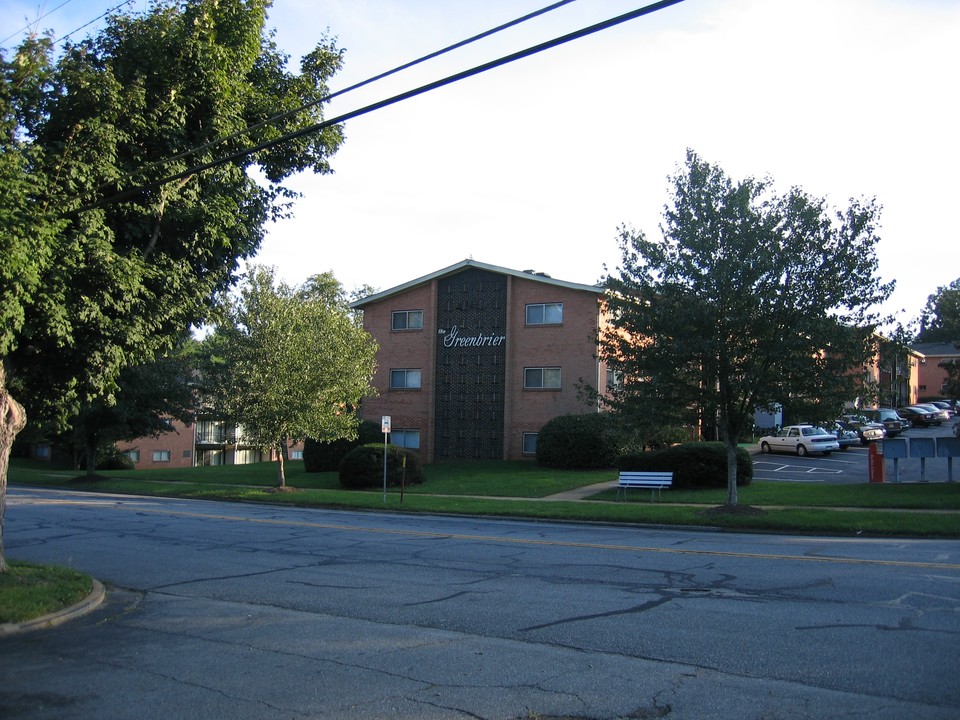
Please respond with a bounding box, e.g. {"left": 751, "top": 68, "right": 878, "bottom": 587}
{"left": 910, "top": 341, "right": 960, "bottom": 358}
{"left": 350, "top": 259, "right": 603, "bottom": 308}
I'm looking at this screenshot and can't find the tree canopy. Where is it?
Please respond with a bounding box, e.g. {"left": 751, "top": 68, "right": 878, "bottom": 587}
{"left": 916, "top": 278, "right": 960, "bottom": 343}
{"left": 599, "top": 150, "right": 894, "bottom": 505}
{"left": 0, "top": 0, "right": 345, "bottom": 570}
{"left": 200, "top": 267, "right": 378, "bottom": 486}
{"left": 64, "top": 339, "right": 200, "bottom": 476}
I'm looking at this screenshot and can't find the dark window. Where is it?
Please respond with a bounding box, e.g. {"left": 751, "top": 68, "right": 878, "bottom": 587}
{"left": 390, "top": 369, "right": 422, "bottom": 389}
{"left": 524, "top": 367, "right": 561, "bottom": 389}
{"left": 392, "top": 310, "right": 424, "bottom": 330}
{"left": 525, "top": 303, "right": 563, "bottom": 325}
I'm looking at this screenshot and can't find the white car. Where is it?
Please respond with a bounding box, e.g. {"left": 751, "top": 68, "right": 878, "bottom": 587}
{"left": 759, "top": 425, "right": 840, "bottom": 456}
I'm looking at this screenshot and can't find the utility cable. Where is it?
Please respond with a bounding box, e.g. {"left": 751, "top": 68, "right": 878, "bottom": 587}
{"left": 1, "top": 0, "right": 135, "bottom": 48}
{"left": 1, "top": 0, "right": 74, "bottom": 46}
{"left": 80, "top": 0, "right": 686, "bottom": 213}
{"left": 89, "top": 0, "right": 579, "bottom": 201}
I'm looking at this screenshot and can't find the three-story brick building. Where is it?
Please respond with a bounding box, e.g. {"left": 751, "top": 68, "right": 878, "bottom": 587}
{"left": 350, "top": 259, "right": 609, "bottom": 462}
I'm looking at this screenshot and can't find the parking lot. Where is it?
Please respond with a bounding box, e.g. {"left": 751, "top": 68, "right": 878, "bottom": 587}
{"left": 752, "top": 419, "right": 960, "bottom": 484}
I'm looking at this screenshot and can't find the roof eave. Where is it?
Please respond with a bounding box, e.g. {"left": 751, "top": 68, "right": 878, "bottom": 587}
{"left": 349, "top": 258, "right": 603, "bottom": 308}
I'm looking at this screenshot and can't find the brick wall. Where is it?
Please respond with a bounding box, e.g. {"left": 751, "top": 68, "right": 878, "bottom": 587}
{"left": 357, "top": 264, "right": 606, "bottom": 461}
{"left": 116, "top": 421, "right": 196, "bottom": 469}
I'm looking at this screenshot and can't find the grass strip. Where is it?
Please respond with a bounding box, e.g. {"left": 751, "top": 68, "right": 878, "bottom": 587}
{"left": 0, "top": 561, "right": 93, "bottom": 624}
{"left": 8, "top": 458, "right": 960, "bottom": 537}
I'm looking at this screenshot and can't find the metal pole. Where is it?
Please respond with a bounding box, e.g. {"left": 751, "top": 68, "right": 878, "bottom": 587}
{"left": 381, "top": 416, "right": 391, "bottom": 503}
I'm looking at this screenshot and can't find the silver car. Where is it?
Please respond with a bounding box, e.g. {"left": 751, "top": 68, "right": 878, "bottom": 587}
{"left": 759, "top": 425, "right": 840, "bottom": 456}
{"left": 914, "top": 403, "right": 951, "bottom": 423}
{"left": 837, "top": 416, "right": 885, "bottom": 444}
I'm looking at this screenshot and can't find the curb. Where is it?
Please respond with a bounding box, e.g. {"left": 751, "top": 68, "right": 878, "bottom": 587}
{"left": 0, "top": 578, "right": 105, "bottom": 636}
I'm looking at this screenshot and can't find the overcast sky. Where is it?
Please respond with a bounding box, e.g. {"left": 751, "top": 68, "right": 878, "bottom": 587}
{"left": 4, "top": 0, "right": 958, "bottom": 326}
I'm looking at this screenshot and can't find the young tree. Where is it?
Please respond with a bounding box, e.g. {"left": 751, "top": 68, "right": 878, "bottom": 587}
{"left": 916, "top": 278, "right": 960, "bottom": 343}
{"left": 599, "top": 150, "right": 894, "bottom": 506}
{"left": 0, "top": 0, "right": 345, "bottom": 570}
{"left": 201, "top": 267, "right": 378, "bottom": 487}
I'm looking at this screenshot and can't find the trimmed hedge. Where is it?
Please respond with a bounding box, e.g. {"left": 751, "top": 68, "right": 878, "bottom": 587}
{"left": 536, "top": 413, "right": 627, "bottom": 469}
{"left": 339, "top": 443, "right": 425, "bottom": 489}
{"left": 617, "top": 442, "right": 752, "bottom": 489}
{"left": 303, "top": 420, "right": 382, "bottom": 472}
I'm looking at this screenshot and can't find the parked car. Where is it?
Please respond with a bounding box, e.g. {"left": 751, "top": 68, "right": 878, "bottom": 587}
{"left": 759, "top": 425, "right": 840, "bottom": 456}
{"left": 826, "top": 422, "right": 859, "bottom": 450}
{"left": 898, "top": 405, "right": 941, "bottom": 427}
{"left": 836, "top": 416, "right": 885, "bottom": 444}
{"left": 914, "top": 403, "right": 950, "bottom": 423}
{"left": 860, "top": 408, "right": 905, "bottom": 437}
{"left": 928, "top": 400, "right": 955, "bottom": 419}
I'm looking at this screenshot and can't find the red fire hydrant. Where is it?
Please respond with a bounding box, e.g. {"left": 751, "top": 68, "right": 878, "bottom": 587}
{"left": 868, "top": 442, "right": 885, "bottom": 483}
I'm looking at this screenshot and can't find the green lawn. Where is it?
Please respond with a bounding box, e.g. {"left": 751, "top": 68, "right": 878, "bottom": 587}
{"left": 7, "top": 457, "right": 960, "bottom": 538}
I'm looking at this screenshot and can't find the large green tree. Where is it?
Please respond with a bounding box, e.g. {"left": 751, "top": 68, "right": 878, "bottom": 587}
{"left": 0, "top": 0, "right": 345, "bottom": 570}
{"left": 916, "top": 278, "right": 960, "bottom": 343}
{"left": 201, "top": 267, "right": 378, "bottom": 487}
{"left": 599, "top": 150, "right": 894, "bottom": 506}
{"left": 65, "top": 339, "right": 200, "bottom": 477}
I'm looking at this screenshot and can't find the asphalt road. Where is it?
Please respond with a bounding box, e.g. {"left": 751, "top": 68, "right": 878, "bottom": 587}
{"left": 752, "top": 420, "right": 960, "bottom": 484}
{"left": 3, "top": 487, "right": 959, "bottom": 719}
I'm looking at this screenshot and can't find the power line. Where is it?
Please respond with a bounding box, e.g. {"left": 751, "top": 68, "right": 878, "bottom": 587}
{"left": 1, "top": 0, "right": 75, "bottom": 46}
{"left": 56, "top": 0, "right": 135, "bottom": 46}
{"left": 80, "top": 0, "right": 686, "bottom": 213}
{"left": 89, "top": 0, "right": 580, "bottom": 202}
{"left": 1, "top": 0, "right": 135, "bottom": 48}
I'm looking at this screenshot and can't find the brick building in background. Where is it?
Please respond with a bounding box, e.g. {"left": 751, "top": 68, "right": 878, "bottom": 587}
{"left": 114, "top": 419, "right": 304, "bottom": 470}
{"left": 911, "top": 341, "right": 960, "bottom": 401}
{"left": 350, "top": 259, "right": 610, "bottom": 462}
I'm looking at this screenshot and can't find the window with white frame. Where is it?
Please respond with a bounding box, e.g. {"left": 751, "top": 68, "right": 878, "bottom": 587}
{"left": 524, "top": 367, "right": 561, "bottom": 389}
{"left": 525, "top": 302, "right": 563, "bottom": 325}
{"left": 390, "top": 368, "right": 422, "bottom": 389}
{"left": 124, "top": 449, "right": 140, "bottom": 463}
{"left": 522, "top": 432, "right": 538, "bottom": 455}
{"left": 290, "top": 450, "right": 304, "bottom": 460}
{"left": 392, "top": 309, "right": 424, "bottom": 330}
{"left": 391, "top": 429, "right": 421, "bottom": 449}
{"left": 152, "top": 450, "right": 171, "bottom": 462}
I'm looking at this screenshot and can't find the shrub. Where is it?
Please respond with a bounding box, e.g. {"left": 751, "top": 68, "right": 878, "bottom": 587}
{"left": 96, "top": 448, "right": 135, "bottom": 471}
{"left": 536, "top": 413, "right": 627, "bottom": 469}
{"left": 339, "top": 443, "right": 425, "bottom": 489}
{"left": 304, "top": 420, "right": 381, "bottom": 472}
{"left": 617, "top": 441, "right": 752, "bottom": 489}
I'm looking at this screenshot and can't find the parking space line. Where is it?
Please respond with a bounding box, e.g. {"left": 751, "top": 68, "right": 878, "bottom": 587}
{"left": 754, "top": 461, "right": 842, "bottom": 475}
{"left": 753, "top": 476, "right": 826, "bottom": 482}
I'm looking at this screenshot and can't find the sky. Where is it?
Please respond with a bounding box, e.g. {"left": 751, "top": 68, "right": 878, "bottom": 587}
{"left": 3, "top": 0, "right": 959, "bottom": 327}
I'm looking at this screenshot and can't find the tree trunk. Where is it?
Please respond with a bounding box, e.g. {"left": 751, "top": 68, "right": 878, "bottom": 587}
{"left": 725, "top": 436, "right": 739, "bottom": 506}
{"left": 85, "top": 438, "right": 98, "bottom": 477}
{"left": 1, "top": 366, "right": 28, "bottom": 573}
{"left": 275, "top": 441, "right": 287, "bottom": 488}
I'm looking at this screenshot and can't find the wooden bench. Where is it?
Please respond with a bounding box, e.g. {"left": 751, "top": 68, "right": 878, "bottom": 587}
{"left": 616, "top": 471, "right": 673, "bottom": 501}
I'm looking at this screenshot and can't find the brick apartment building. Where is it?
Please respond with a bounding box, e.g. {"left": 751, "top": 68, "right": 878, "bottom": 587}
{"left": 113, "top": 419, "right": 304, "bottom": 470}
{"left": 350, "top": 259, "right": 610, "bottom": 462}
{"left": 911, "top": 341, "right": 960, "bottom": 401}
